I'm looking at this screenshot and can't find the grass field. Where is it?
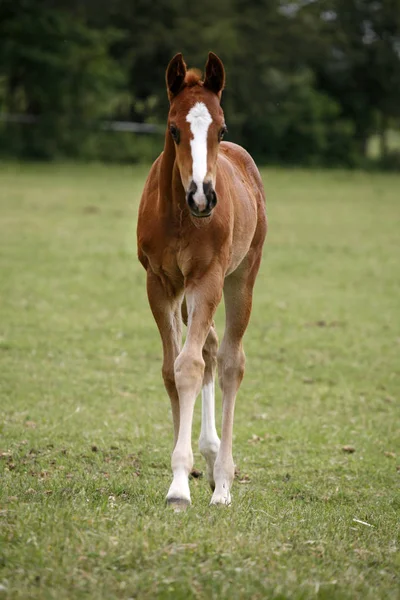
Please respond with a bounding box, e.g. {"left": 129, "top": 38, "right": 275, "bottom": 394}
{"left": 1, "top": 163, "right": 399, "bottom": 599}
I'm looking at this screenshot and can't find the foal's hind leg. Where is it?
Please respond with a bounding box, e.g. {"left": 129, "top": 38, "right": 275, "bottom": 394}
{"left": 211, "top": 255, "right": 261, "bottom": 506}
{"left": 199, "top": 323, "right": 220, "bottom": 490}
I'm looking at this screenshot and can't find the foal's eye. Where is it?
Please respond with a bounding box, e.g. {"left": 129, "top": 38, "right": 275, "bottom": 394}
{"left": 170, "top": 125, "right": 180, "bottom": 144}
{"left": 218, "top": 126, "right": 228, "bottom": 142}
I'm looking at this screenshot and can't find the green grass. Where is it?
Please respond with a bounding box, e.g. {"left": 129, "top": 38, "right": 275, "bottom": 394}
{"left": 1, "top": 162, "right": 399, "bottom": 600}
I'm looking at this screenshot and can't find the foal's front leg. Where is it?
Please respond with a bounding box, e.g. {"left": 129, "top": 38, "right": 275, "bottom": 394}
{"left": 146, "top": 271, "right": 182, "bottom": 446}
{"left": 167, "top": 277, "right": 223, "bottom": 508}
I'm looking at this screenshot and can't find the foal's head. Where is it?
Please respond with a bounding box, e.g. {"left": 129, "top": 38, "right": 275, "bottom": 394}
{"left": 166, "top": 52, "right": 227, "bottom": 218}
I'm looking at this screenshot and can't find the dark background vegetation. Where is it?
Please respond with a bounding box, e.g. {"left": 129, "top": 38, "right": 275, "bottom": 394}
{"left": 1, "top": 0, "right": 400, "bottom": 167}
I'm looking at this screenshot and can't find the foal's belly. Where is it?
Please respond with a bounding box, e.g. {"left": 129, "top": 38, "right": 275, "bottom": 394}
{"left": 225, "top": 196, "right": 258, "bottom": 277}
{"left": 225, "top": 229, "right": 256, "bottom": 276}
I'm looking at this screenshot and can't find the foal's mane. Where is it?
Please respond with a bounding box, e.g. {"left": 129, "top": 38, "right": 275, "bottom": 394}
{"left": 184, "top": 69, "right": 203, "bottom": 88}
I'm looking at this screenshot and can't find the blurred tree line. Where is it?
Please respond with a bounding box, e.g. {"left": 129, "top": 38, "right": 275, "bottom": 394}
{"left": 0, "top": 0, "right": 399, "bottom": 167}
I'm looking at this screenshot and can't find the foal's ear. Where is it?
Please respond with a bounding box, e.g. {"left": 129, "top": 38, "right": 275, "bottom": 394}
{"left": 166, "top": 53, "right": 187, "bottom": 101}
{"left": 203, "top": 52, "right": 225, "bottom": 98}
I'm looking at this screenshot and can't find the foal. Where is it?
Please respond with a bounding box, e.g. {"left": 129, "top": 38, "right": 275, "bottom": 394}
{"left": 137, "top": 52, "right": 267, "bottom": 507}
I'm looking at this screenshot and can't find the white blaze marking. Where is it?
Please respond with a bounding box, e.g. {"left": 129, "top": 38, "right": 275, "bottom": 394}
{"left": 186, "top": 102, "right": 212, "bottom": 207}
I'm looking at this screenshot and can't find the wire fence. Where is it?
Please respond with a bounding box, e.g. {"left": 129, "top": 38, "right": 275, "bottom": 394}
{"left": 0, "top": 113, "right": 165, "bottom": 134}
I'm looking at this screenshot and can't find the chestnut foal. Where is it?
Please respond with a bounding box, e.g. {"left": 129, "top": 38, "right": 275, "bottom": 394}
{"left": 137, "top": 52, "right": 267, "bottom": 507}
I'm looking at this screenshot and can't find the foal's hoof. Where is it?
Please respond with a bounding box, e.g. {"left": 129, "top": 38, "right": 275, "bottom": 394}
{"left": 210, "top": 491, "right": 231, "bottom": 506}
{"left": 166, "top": 497, "right": 191, "bottom": 512}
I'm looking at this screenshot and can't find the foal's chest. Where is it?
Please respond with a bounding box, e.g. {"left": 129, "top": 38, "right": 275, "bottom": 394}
{"left": 141, "top": 230, "right": 183, "bottom": 285}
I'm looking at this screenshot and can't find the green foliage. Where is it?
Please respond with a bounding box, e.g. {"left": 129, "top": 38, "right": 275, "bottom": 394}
{"left": 0, "top": 0, "right": 125, "bottom": 158}
{"left": 81, "top": 130, "right": 164, "bottom": 163}
{"left": 237, "top": 69, "right": 358, "bottom": 166}
{"left": 1, "top": 163, "right": 400, "bottom": 598}
{"left": 302, "top": 0, "right": 400, "bottom": 159}
{"left": 0, "top": 0, "right": 399, "bottom": 166}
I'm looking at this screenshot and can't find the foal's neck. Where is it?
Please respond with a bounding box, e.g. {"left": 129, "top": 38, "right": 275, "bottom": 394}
{"left": 159, "top": 132, "right": 185, "bottom": 216}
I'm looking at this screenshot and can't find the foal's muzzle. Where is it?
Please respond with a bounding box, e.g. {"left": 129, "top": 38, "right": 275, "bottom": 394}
{"left": 186, "top": 181, "right": 217, "bottom": 218}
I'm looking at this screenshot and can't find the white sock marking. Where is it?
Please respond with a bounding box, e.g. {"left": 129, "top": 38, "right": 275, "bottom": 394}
{"left": 199, "top": 381, "right": 220, "bottom": 482}
{"left": 186, "top": 102, "right": 212, "bottom": 209}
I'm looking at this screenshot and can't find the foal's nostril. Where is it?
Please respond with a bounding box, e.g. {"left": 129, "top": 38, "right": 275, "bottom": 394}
{"left": 187, "top": 192, "right": 196, "bottom": 212}
{"left": 188, "top": 181, "right": 197, "bottom": 195}
{"left": 187, "top": 181, "right": 198, "bottom": 212}
{"left": 208, "top": 189, "right": 217, "bottom": 210}
{"left": 203, "top": 181, "right": 217, "bottom": 211}
{"left": 203, "top": 181, "right": 212, "bottom": 198}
